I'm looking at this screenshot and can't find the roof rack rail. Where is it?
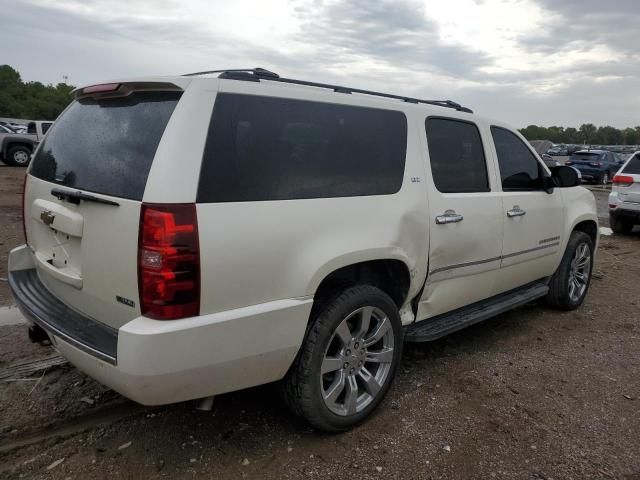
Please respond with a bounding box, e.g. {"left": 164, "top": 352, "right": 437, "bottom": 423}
{"left": 182, "top": 68, "right": 279, "bottom": 78}
{"left": 182, "top": 68, "right": 473, "bottom": 113}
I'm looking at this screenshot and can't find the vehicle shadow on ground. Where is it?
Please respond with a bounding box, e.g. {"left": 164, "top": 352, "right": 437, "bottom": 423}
{"left": 123, "top": 301, "right": 547, "bottom": 434}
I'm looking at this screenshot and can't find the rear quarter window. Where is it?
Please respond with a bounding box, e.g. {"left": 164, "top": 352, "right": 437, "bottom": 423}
{"left": 30, "top": 91, "right": 181, "bottom": 201}
{"left": 622, "top": 155, "right": 640, "bottom": 174}
{"left": 197, "top": 93, "right": 408, "bottom": 202}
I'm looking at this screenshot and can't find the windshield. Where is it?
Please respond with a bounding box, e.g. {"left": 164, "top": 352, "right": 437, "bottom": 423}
{"left": 30, "top": 91, "right": 181, "bottom": 200}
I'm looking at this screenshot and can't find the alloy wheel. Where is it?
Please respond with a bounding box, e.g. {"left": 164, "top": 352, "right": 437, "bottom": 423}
{"left": 568, "top": 242, "right": 591, "bottom": 302}
{"left": 320, "top": 306, "right": 394, "bottom": 416}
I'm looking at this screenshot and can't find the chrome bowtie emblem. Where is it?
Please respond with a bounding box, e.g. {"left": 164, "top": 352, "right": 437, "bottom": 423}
{"left": 40, "top": 210, "right": 55, "bottom": 226}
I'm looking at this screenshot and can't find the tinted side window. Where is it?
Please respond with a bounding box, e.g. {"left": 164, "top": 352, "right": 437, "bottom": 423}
{"left": 622, "top": 155, "right": 640, "bottom": 174}
{"left": 491, "top": 127, "right": 543, "bottom": 191}
{"left": 425, "top": 118, "right": 489, "bottom": 193}
{"left": 197, "top": 94, "right": 407, "bottom": 202}
{"left": 41, "top": 123, "right": 52, "bottom": 134}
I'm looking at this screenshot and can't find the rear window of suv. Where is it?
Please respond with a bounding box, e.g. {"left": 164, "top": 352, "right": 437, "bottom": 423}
{"left": 622, "top": 155, "right": 640, "bottom": 174}
{"left": 197, "top": 93, "right": 407, "bottom": 202}
{"left": 30, "top": 91, "right": 181, "bottom": 200}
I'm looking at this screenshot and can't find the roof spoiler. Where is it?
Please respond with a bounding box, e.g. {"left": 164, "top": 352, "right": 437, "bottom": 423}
{"left": 73, "top": 81, "right": 183, "bottom": 100}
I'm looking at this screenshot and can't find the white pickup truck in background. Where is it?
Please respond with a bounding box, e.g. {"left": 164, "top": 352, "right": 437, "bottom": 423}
{"left": 0, "top": 120, "right": 53, "bottom": 166}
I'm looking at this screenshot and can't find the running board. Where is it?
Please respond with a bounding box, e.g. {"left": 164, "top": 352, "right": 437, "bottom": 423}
{"left": 404, "top": 282, "right": 549, "bottom": 343}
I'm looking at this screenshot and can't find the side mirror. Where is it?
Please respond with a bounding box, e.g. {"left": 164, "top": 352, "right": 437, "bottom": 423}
{"left": 551, "top": 165, "right": 581, "bottom": 188}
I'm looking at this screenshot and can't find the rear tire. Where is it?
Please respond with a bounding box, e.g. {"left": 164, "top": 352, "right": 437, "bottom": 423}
{"left": 5, "top": 145, "right": 32, "bottom": 166}
{"left": 610, "top": 215, "right": 634, "bottom": 235}
{"left": 546, "top": 231, "right": 594, "bottom": 310}
{"left": 282, "top": 285, "right": 403, "bottom": 432}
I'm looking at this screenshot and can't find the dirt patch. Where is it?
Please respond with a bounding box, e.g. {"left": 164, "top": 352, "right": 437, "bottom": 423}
{"left": 0, "top": 169, "right": 639, "bottom": 479}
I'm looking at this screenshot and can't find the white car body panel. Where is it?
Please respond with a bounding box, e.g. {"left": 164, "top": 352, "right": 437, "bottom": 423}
{"left": 54, "top": 297, "right": 313, "bottom": 405}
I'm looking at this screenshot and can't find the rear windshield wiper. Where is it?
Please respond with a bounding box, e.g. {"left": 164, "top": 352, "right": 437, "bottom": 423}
{"left": 51, "top": 188, "right": 120, "bottom": 206}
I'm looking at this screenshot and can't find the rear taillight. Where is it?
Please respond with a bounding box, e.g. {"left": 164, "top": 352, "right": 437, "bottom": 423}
{"left": 21, "top": 173, "right": 27, "bottom": 244}
{"left": 613, "top": 175, "right": 634, "bottom": 187}
{"left": 138, "top": 203, "right": 200, "bottom": 320}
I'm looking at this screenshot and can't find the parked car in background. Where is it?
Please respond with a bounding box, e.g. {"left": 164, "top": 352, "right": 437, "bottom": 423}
{"left": 529, "top": 140, "right": 561, "bottom": 168}
{"left": 9, "top": 69, "right": 598, "bottom": 432}
{"left": 27, "top": 120, "right": 53, "bottom": 138}
{"left": 0, "top": 131, "right": 37, "bottom": 166}
{"left": 609, "top": 152, "right": 640, "bottom": 234}
{"left": 565, "top": 150, "right": 624, "bottom": 185}
{"left": 0, "top": 121, "right": 28, "bottom": 134}
{"left": 10, "top": 124, "right": 28, "bottom": 134}
{"left": 541, "top": 153, "right": 561, "bottom": 168}
{"left": 0, "top": 120, "right": 53, "bottom": 166}
{"left": 0, "top": 124, "right": 15, "bottom": 134}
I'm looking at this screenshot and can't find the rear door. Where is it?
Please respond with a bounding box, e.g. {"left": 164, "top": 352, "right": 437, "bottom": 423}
{"left": 489, "top": 126, "right": 564, "bottom": 294}
{"left": 25, "top": 87, "right": 183, "bottom": 329}
{"left": 416, "top": 117, "right": 503, "bottom": 320}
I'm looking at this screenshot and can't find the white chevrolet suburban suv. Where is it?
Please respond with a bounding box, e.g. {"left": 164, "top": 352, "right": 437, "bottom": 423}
{"left": 9, "top": 69, "right": 598, "bottom": 432}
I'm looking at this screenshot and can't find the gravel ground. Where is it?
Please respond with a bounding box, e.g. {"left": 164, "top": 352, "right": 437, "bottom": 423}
{"left": 0, "top": 166, "right": 639, "bottom": 479}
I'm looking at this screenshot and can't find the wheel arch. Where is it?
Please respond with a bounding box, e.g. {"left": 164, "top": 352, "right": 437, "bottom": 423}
{"left": 308, "top": 255, "right": 414, "bottom": 312}
{"left": 4, "top": 141, "right": 34, "bottom": 157}
{"left": 572, "top": 219, "right": 598, "bottom": 245}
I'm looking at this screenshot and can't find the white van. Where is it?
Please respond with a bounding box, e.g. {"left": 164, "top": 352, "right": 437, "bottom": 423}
{"left": 9, "top": 69, "right": 598, "bottom": 431}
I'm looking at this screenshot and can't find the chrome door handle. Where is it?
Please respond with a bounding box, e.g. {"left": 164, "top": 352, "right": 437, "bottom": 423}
{"left": 507, "top": 206, "right": 526, "bottom": 217}
{"left": 435, "top": 210, "right": 464, "bottom": 224}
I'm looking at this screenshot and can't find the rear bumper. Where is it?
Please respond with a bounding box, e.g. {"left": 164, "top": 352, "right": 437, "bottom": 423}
{"left": 608, "top": 191, "right": 640, "bottom": 221}
{"left": 610, "top": 207, "right": 640, "bottom": 222}
{"left": 9, "top": 267, "right": 118, "bottom": 364}
{"left": 8, "top": 245, "right": 313, "bottom": 405}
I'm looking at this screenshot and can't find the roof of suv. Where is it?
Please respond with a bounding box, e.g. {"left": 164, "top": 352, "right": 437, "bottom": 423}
{"left": 74, "top": 68, "right": 476, "bottom": 115}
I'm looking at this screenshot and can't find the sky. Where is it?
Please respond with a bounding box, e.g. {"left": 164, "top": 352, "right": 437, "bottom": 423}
{"left": 1, "top": 0, "right": 638, "bottom": 128}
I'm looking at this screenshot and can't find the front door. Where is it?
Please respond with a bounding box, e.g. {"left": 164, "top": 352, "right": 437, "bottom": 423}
{"left": 416, "top": 117, "right": 503, "bottom": 320}
{"left": 488, "top": 126, "right": 565, "bottom": 294}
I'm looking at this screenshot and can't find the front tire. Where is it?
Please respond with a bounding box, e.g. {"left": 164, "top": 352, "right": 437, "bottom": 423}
{"left": 5, "top": 145, "right": 32, "bottom": 166}
{"left": 546, "top": 231, "right": 594, "bottom": 310}
{"left": 282, "top": 285, "right": 403, "bottom": 432}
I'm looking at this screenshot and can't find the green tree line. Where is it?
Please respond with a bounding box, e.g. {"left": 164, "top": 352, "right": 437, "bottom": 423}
{"left": 519, "top": 124, "right": 640, "bottom": 146}
{"left": 0, "top": 65, "right": 74, "bottom": 120}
